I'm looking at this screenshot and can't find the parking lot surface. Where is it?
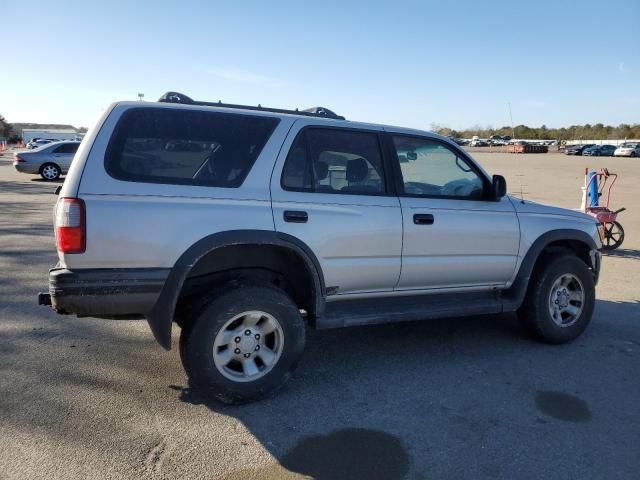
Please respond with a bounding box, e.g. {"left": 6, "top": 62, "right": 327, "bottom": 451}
{"left": 1, "top": 151, "right": 639, "bottom": 479}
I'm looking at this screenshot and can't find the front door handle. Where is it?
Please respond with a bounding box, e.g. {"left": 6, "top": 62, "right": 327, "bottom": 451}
{"left": 413, "top": 213, "right": 434, "bottom": 225}
{"left": 284, "top": 210, "right": 308, "bottom": 223}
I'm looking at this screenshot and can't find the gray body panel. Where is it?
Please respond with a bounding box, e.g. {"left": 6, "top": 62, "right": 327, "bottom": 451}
{"left": 397, "top": 195, "right": 519, "bottom": 290}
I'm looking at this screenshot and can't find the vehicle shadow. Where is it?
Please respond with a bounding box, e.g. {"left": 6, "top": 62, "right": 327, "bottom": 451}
{"left": 603, "top": 248, "right": 640, "bottom": 260}
{"left": 3, "top": 297, "right": 639, "bottom": 479}
{"left": 30, "top": 177, "right": 64, "bottom": 184}
{"left": 165, "top": 298, "right": 640, "bottom": 479}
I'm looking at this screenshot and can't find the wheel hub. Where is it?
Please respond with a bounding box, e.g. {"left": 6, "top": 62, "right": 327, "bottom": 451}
{"left": 237, "top": 330, "right": 258, "bottom": 354}
{"left": 557, "top": 289, "right": 569, "bottom": 308}
{"left": 548, "top": 274, "right": 584, "bottom": 327}
{"left": 212, "top": 310, "right": 284, "bottom": 383}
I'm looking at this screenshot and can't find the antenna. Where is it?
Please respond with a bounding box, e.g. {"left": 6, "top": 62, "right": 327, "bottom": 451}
{"left": 508, "top": 102, "right": 515, "bottom": 140}
{"left": 515, "top": 174, "right": 527, "bottom": 203}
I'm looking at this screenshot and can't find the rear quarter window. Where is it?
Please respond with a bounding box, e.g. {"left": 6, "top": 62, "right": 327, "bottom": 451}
{"left": 105, "top": 107, "right": 279, "bottom": 187}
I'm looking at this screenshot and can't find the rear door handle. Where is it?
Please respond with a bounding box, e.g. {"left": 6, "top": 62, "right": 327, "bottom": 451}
{"left": 413, "top": 214, "right": 434, "bottom": 225}
{"left": 284, "top": 210, "right": 308, "bottom": 223}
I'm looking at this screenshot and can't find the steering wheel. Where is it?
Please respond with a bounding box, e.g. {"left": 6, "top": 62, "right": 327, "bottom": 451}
{"left": 442, "top": 179, "right": 482, "bottom": 197}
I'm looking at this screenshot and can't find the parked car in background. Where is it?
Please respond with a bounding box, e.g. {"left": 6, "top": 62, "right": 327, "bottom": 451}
{"left": 565, "top": 144, "right": 595, "bottom": 156}
{"left": 583, "top": 145, "right": 616, "bottom": 157}
{"left": 27, "top": 138, "right": 56, "bottom": 149}
{"left": 13, "top": 141, "right": 81, "bottom": 180}
{"left": 613, "top": 142, "right": 640, "bottom": 157}
{"left": 470, "top": 138, "right": 488, "bottom": 147}
{"left": 488, "top": 135, "right": 506, "bottom": 145}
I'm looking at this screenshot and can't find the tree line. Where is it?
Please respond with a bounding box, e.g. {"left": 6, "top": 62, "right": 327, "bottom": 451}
{"left": 0, "top": 114, "right": 13, "bottom": 140}
{"left": 431, "top": 123, "right": 640, "bottom": 141}
{"left": 2, "top": 111, "right": 638, "bottom": 143}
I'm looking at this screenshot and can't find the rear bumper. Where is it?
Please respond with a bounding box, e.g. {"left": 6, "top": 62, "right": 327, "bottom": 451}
{"left": 42, "top": 267, "right": 170, "bottom": 318}
{"left": 14, "top": 163, "right": 40, "bottom": 174}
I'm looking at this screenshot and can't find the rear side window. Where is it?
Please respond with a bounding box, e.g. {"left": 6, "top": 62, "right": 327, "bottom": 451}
{"left": 281, "top": 128, "right": 386, "bottom": 195}
{"left": 53, "top": 143, "right": 79, "bottom": 154}
{"left": 105, "top": 108, "right": 279, "bottom": 187}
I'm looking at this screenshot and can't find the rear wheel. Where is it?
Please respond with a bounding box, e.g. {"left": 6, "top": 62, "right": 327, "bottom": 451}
{"left": 518, "top": 254, "right": 595, "bottom": 344}
{"left": 601, "top": 221, "right": 624, "bottom": 250}
{"left": 180, "top": 286, "right": 306, "bottom": 404}
{"left": 40, "top": 163, "right": 61, "bottom": 181}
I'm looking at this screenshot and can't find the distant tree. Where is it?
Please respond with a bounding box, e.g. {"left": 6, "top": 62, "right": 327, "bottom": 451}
{"left": 0, "top": 114, "right": 13, "bottom": 139}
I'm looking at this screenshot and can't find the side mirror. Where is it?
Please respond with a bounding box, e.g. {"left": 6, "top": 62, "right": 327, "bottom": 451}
{"left": 492, "top": 175, "right": 507, "bottom": 200}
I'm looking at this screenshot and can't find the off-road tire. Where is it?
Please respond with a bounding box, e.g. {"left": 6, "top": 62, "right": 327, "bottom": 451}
{"left": 518, "top": 254, "right": 595, "bottom": 344}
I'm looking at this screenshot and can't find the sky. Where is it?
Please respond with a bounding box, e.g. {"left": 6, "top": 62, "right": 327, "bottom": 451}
{"left": 1, "top": 0, "right": 638, "bottom": 131}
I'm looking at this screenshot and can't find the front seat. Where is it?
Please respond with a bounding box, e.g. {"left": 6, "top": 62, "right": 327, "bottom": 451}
{"left": 313, "top": 160, "right": 333, "bottom": 191}
{"left": 342, "top": 157, "right": 376, "bottom": 193}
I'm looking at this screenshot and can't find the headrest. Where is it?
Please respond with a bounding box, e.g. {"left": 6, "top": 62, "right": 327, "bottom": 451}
{"left": 346, "top": 158, "right": 368, "bottom": 183}
{"left": 314, "top": 160, "right": 329, "bottom": 180}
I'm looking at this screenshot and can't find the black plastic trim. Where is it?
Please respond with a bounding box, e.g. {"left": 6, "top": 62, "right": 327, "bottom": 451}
{"left": 47, "top": 268, "right": 169, "bottom": 317}
{"left": 501, "top": 229, "right": 599, "bottom": 310}
{"left": 318, "top": 290, "right": 502, "bottom": 329}
{"left": 158, "top": 91, "right": 345, "bottom": 120}
{"left": 147, "top": 230, "right": 326, "bottom": 350}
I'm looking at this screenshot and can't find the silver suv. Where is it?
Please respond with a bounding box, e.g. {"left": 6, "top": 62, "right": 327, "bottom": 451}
{"left": 40, "top": 92, "right": 602, "bottom": 404}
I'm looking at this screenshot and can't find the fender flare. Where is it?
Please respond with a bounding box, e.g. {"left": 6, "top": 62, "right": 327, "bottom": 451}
{"left": 502, "top": 228, "right": 598, "bottom": 310}
{"left": 147, "top": 230, "right": 325, "bottom": 350}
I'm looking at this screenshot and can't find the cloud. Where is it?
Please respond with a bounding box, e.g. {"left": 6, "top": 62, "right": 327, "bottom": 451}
{"left": 205, "top": 67, "right": 285, "bottom": 87}
{"left": 618, "top": 62, "right": 625, "bottom": 73}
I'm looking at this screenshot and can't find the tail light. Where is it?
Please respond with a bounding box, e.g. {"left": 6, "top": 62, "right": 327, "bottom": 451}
{"left": 55, "top": 198, "right": 86, "bottom": 253}
{"left": 13, "top": 154, "right": 24, "bottom": 163}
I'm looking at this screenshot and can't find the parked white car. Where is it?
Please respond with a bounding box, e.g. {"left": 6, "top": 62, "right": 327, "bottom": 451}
{"left": 613, "top": 142, "right": 640, "bottom": 157}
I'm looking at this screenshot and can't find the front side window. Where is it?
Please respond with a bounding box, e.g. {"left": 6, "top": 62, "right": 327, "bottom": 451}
{"left": 392, "top": 136, "right": 485, "bottom": 199}
{"left": 281, "top": 128, "right": 386, "bottom": 195}
{"left": 105, "top": 108, "right": 279, "bottom": 187}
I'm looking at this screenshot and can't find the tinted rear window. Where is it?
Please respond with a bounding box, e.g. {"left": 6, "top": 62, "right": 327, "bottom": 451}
{"left": 53, "top": 143, "right": 79, "bottom": 154}
{"left": 105, "top": 108, "right": 279, "bottom": 187}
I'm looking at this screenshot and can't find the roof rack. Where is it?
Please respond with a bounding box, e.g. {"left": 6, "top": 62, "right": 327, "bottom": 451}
{"left": 157, "top": 91, "right": 345, "bottom": 120}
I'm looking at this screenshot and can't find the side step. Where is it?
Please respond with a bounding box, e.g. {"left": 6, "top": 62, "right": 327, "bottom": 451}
{"left": 316, "top": 291, "right": 503, "bottom": 329}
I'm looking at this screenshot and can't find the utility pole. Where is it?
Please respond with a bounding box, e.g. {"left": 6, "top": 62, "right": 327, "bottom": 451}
{"left": 508, "top": 102, "right": 515, "bottom": 139}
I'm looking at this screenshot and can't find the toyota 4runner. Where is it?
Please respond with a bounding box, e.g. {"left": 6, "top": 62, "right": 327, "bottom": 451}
{"left": 39, "top": 92, "right": 602, "bottom": 404}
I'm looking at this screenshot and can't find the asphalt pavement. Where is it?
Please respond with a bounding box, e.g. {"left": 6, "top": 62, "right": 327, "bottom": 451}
{"left": 1, "top": 151, "right": 639, "bottom": 479}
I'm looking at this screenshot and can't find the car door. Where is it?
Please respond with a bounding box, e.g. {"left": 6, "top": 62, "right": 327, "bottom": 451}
{"left": 270, "top": 122, "right": 402, "bottom": 296}
{"left": 388, "top": 132, "right": 520, "bottom": 290}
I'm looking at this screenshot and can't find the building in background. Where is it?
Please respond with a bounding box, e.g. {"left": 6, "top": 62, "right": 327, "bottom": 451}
{"left": 21, "top": 128, "right": 82, "bottom": 143}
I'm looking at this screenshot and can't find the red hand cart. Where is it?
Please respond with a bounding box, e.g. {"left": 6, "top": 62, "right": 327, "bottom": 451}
{"left": 583, "top": 168, "right": 626, "bottom": 250}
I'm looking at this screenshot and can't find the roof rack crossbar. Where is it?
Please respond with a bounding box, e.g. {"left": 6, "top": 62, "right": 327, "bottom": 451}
{"left": 157, "top": 91, "right": 345, "bottom": 120}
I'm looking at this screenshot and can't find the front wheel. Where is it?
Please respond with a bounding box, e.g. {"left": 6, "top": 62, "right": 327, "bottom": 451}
{"left": 518, "top": 254, "right": 595, "bottom": 344}
{"left": 180, "top": 286, "right": 306, "bottom": 404}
